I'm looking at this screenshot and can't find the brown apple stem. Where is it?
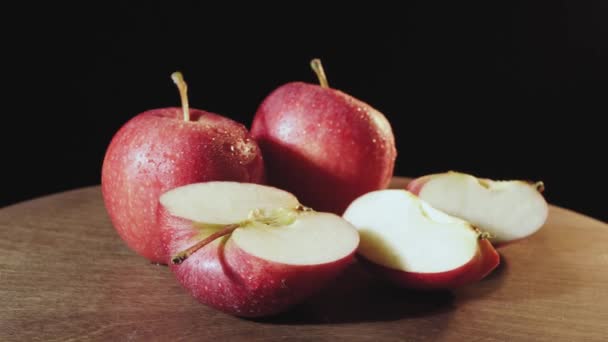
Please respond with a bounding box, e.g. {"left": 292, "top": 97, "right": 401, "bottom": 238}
{"left": 478, "top": 231, "right": 492, "bottom": 240}
{"left": 171, "top": 224, "right": 239, "bottom": 264}
{"left": 310, "top": 58, "right": 329, "bottom": 88}
{"left": 534, "top": 181, "right": 545, "bottom": 193}
{"left": 171, "top": 71, "right": 190, "bottom": 122}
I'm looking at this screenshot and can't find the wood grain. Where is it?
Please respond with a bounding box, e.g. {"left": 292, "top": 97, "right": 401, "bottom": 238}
{"left": 1, "top": 178, "right": 607, "bottom": 341}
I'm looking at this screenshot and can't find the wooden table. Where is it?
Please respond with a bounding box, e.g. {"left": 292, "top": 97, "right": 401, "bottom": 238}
{"left": 1, "top": 178, "right": 607, "bottom": 341}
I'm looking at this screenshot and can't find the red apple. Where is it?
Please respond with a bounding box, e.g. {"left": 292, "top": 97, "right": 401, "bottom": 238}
{"left": 159, "top": 182, "right": 359, "bottom": 317}
{"left": 250, "top": 59, "right": 396, "bottom": 215}
{"left": 101, "top": 72, "right": 265, "bottom": 263}
{"left": 343, "top": 189, "right": 499, "bottom": 290}
{"left": 407, "top": 171, "right": 548, "bottom": 246}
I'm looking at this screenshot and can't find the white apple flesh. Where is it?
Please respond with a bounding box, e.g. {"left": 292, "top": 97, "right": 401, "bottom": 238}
{"left": 343, "top": 190, "right": 499, "bottom": 290}
{"left": 408, "top": 171, "right": 549, "bottom": 246}
{"left": 159, "top": 182, "right": 360, "bottom": 317}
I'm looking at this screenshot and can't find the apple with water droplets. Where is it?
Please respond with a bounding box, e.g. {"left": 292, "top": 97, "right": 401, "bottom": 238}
{"left": 159, "top": 182, "right": 359, "bottom": 317}
{"left": 251, "top": 59, "right": 396, "bottom": 215}
{"left": 407, "top": 171, "right": 549, "bottom": 246}
{"left": 343, "top": 189, "right": 499, "bottom": 290}
{"left": 101, "top": 73, "right": 265, "bottom": 263}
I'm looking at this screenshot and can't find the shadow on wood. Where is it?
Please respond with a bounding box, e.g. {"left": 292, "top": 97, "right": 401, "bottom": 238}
{"left": 254, "top": 261, "right": 461, "bottom": 324}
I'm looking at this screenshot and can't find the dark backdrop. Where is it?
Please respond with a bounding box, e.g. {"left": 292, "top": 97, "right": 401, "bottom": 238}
{"left": 4, "top": 3, "right": 607, "bottom": 221}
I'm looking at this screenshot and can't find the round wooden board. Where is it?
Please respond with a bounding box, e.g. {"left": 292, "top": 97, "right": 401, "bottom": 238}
{"left": 1, "top": 178, "right": 607, "bottom": 341}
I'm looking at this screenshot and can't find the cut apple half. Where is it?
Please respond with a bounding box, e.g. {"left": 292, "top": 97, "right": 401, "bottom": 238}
{"left": 408, "top": 171, "right": 549, "bottom": 246}
{"left": 159, "top": 181, "right": 359, "bottom": 317}
{"left": 343, "top": 189, "right": 499, "bottom": 290}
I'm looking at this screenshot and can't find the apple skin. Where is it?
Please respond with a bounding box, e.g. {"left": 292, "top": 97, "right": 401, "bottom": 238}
{"left": 404, "top": 175, "right": 431, "bottom": 197}
{"left": 358, "top": 238, "right": 499, "bottom": 290}
{"left": 250, "top": 82, "right": 396, "bottom": 215}
{"left": 160, "top": 210, "right": 356, "bottom": 318}
{"left": 101, "top": 108, "right": 265, "bottom": 263}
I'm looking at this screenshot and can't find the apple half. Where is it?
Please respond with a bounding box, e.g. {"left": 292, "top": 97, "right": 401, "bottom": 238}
{"left": 408, "top": 171, "right": 549, "bottom": 246}
{"left": 343, "top": 190, "right": 499, "bottom": 290}
{"left": 159, "top": 182, "right": 359, "bottom": 317}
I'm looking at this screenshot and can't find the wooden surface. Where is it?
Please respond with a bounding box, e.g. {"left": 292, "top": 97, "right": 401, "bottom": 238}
{"left": 1, "top": 178, "right": 607, "bottom": 341}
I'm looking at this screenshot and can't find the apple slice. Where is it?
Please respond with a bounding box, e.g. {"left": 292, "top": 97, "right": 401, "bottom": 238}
{"left": 159, "top": 182, "right": 359, "bottom": 317}
{"left": 408, "top": 171, "right": 549, "bottom": 246}
{"left": 343, "top": 190, "right": 499, "bottom": 290}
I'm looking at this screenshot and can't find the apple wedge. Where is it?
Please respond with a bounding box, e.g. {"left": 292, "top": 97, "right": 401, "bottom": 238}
{"left": 159, "top": 182, "right": 359, "bottom": 317}
{"left": 408, "top": 171, "right": 549, "bottom": 246}
{"left": 343, "top": 190, "right": 499, "bottom": 290}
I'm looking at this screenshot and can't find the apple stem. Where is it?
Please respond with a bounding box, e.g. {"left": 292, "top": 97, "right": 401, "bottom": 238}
{"left": 171, "top": 71, "right": 190, "bottom": 122}
{"left": 310, "top": 58, "right": 329, "bottom": 88}
{"left": 534, "top": 181, "right": 545, "bottom": 193}
{"left": 478, "top": 231, "right": 492, "bottom": 240}
{"left": 171, "top": 224, "right": 239, "bottom": 264}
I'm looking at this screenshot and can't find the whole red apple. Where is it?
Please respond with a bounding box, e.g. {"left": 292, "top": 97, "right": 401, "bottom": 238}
{"left": 101, "top": 72, "right": 265, "bottom": 263}
{"left": 250, "top": 59, "right": 396, "bottom": 214}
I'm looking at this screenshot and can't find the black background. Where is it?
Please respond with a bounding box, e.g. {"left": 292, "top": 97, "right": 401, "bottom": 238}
{"left": 4, "top": 3, "right": 607, "bottom": 221}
